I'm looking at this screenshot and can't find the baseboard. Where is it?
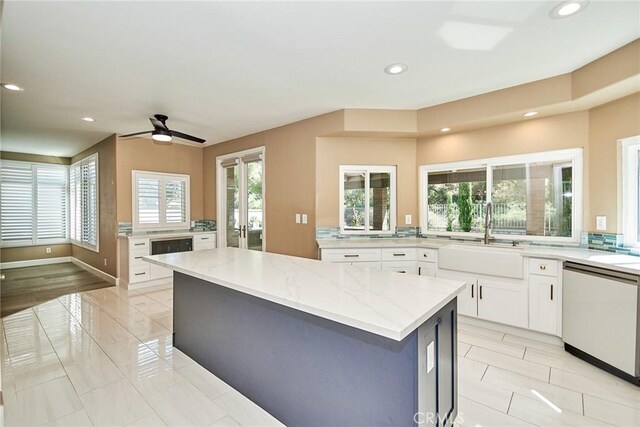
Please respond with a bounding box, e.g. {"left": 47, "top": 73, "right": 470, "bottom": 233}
{"left": 71, "top": 258, "right": 117, "bottom": 285}
{"left": 0, "top": 256, "right": 72, "bottom": 270}
{"left": 125, "top": 277, "right": 172, "bottom": 291}
{"left": 458, "top": 315, "right": 564, "bottom": 346}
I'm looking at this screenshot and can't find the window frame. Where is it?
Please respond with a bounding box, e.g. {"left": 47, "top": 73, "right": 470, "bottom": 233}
{"left": 0, "top": 160, "right": 69, "bottom": 247}
{"left": 419, "top": 148, "right": 583, "bottom": 243}
{"left": 132, "top": 170, "right": 191, "bottom": 232}
{"left": 339, "top": 165, "right": 397, "bottom": 235}
{"left": 69, "top": 153, "right": 99, "bottom": 252}
{"left": 621, "top": 135, "right": 640, "bottom": 247}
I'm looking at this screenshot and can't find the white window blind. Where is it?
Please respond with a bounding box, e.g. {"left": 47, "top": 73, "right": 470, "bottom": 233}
{"left": 70, "top": 153, "right": 99, "bottom": 250}
{"left": 0, "top": 160, "right": 68, "bottom": 246}
{"left": 133, "top": 171, "right": 190, "bottom": 231}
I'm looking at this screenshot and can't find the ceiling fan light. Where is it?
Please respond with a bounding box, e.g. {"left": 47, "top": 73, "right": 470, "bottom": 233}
{"left": 152, "top": 131, "right": 172, "bottom": 143}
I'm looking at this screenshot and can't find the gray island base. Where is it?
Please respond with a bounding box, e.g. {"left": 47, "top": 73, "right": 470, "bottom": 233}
{"left": 173, "top": 271, "right": 458, "bottom": 426}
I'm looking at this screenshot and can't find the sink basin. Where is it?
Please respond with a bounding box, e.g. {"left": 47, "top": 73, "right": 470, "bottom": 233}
{"left": 438, "top": 244, "right": 524, "bottom": 278}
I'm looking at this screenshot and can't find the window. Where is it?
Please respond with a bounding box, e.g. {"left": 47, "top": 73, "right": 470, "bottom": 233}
{"left": 70, "top": 154, "right": 99, "bottom": 250}
{"left": 0, "top": 161, "right": 68, "bottom": 246}
{"left": 340, "top": 165, "right": 396, "bottom": 234}
{"left": 621, "top": 136, "right": 640, "bottom": 247}
{"left": 133, "top": 171, "right": 190, "bottom": 231}
{"left": 421, "top": 149, "right": 582, "bottom": 241}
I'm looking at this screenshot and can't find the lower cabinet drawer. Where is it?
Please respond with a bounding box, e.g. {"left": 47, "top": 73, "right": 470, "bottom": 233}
{"left": 529, "top": 258, "right": 558, "bottom": 277}
{"left": 129, "top": 265, "right": 150, "bottom": 283}
{"left": 381, "top": 248, "right": 417, "bottom": 262}
{"left": 350, "top": 261, "right": 382, "bottom": 269}
{"left": 381, "top": 261, "right": 417, "bottom": 275}
{"left": 418, "top": 248, "right": 438, "bottom": 263}
{"left": 321, "top": 248, "right": 381, "bottom": 262}
{"left": 194, "top": 243, "right": 216, "bottom": 251}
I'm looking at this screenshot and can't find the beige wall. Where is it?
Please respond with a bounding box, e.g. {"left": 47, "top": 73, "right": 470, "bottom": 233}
{"left": 1, "top": 244, "right": 72, "bottom": 263}
{"left": 316, "top": 137, "right": 418, "bottom": 228}
{"left": 416, "top": 112, "right": 589, "bottom": 164}
{"left": 587, "top": 93, "right": 640, "bottom": 233}
{"left": 203, "top": 111, "right": 343, "bottom": 259}
{"left": 71, "top": 134, "right": 118, "bottom": 277}
{"left": 115, "top": 137, "right": 204, "bottom": 222}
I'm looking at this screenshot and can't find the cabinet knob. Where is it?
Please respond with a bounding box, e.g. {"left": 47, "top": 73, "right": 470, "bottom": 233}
{"left": 539, "top": 265, "right": 547, "bottom": 271}
{"left": 423, "top": 253, "right": 429, "bottom": 258}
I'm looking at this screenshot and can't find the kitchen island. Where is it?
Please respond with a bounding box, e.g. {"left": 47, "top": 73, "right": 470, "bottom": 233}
{"left": 144, "top": 248, "right": 465, "bottom": 426}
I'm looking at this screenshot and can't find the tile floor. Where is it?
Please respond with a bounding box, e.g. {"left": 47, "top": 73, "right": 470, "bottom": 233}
{"left": 1, "top": 283, "right": 639, "bottom": 426}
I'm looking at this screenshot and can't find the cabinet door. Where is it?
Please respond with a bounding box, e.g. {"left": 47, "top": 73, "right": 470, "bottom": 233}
{"left": 418, "top": 262, "right": 436, "bottom": 278}
{"left": 477, "top": 278, "right": 527, "bottom": 328}
{"left": 438, "top": 270, "right": 477, "bottom": 317}
{"left": 529, "top": 275, "right": 558, "bottom": 335}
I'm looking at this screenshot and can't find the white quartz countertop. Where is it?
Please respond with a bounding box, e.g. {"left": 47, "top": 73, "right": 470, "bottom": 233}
{"left": 144, "top": 248, "right": 465, "bottom": 341}
{"left": 117, "top": 230, "right": 216, "bottom": 239}
{"left": 317, "top": 238, "right": 640, "bottom": 275}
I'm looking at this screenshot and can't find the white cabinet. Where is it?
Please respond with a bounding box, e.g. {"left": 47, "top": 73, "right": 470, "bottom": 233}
{"left": 382, "top": 261, "right": 417, "bottom": 274}
{"left": 193, "top": 232, "right": 216, "bottom": 251}
{"left": 321, "top": 248, "right": 381, "bottom": 263}
{"left": 417, "top": 248, "right": 437, "bottom": 277}
{"left": 477, "top": 278, "right": 528, "bottom": 328}
{"left": 438, "top": 269, "right": 527, "bottom": 328}
{"left": 381, "top": 248, "right": 416, "bottom": 274}
{"left": 127, "top": 238, "right": 151, "bottom": 284}
{"left": 528, "top": 258, "right": 561, "bottom": 336}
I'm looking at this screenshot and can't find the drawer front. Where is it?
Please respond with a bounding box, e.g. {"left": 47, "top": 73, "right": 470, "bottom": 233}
{"left": 193, "top": 233, "right": 216, "bottom": 243}
{"left": 349, "top": 261, "right": 382, "bottom": 269}
{"left": 529, "top": 258, "right": 558, "bottom": 277}
{"left": 321, "top": 248, "right": 381, "bottom": 262}
{"left": 194, "top": 243, "right": 216, "bottom": 251}
{"left": 129, "top": 238, "right": 149, "bottom": 250}
{"left": 382, "top": 261, "right": 417, "bottom": 275}
{"left": 418, "top": 248, "right": 438, "bottom": 263}
{"left": 381, "top": 248, "right": 417, "bottom": 262}
{"left": 129, "top": 264, "right": 150, "bottom": 283}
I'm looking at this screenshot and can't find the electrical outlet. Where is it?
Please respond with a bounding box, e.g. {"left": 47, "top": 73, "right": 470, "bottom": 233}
{"left": 45, "top": 247, "right": 52, "bottom": 254}
{"left": 295, "top": 214, "right": 301, "bottom": 224}
{"left": 302, "top": 214, "right": 308, "bottom": 224}
{"left": 103, "top": 258, "right": 107, "bottom": 266}
{"left": 405, "top": 214, "right": 412, "bottom": 225}
{"left": 596, "top": 215, "right": 607, "bottom": 231}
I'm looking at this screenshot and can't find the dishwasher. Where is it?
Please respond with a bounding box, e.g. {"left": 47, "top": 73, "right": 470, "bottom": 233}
{"left": 563, "top": 261, "right": 640, "bottom": 385}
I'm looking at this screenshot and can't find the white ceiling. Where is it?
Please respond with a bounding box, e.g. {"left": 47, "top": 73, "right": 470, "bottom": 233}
{"left": 1, "top": 1, "right": 639, "bottom": 157}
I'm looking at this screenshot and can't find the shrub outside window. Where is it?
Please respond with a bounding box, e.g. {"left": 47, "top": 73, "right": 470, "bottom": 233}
{"left": 421, "top": 149, "right": 583, "bottom": 242}
{"left": 340, "top": 165, "right": 396, "bottom": 234}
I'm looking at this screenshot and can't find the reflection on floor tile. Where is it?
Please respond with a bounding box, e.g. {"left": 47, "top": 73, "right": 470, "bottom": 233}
{"left": 3, "top": 280, "right": 640, "bottom": 427}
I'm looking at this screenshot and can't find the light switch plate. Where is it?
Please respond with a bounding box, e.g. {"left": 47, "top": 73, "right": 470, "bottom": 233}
{"left": 596, "top": 215, "right": 607, "bottom": 231}
{"left": 302, "top": 214, "right": 308, "bottom": 224}
{"left": 405, "top": 214, "right": 412, "bottom": 225}
{"left": 295, "top": 214, "right": 301, "bottom": 224}
{"left": 427, "top": 341, "right": 435, "bottom": 373}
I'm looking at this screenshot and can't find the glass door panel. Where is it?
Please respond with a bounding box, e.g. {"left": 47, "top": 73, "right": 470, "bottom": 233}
{"left": 246, "top": 160, "right": 263, "bottom": 251}
{"left": 224, "top": 165, "right": 240, "bottom": 248}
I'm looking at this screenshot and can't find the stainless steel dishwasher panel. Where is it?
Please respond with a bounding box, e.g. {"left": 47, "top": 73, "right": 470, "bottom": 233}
{"left": 563, "top": 262, "right": 639, "bottom": 377}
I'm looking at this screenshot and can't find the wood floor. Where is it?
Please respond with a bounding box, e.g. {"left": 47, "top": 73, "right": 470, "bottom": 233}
{"left": 1, "top": 262, "right": 113, "bottom": 318}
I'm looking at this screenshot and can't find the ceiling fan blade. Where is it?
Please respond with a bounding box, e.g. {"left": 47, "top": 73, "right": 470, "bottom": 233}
{"left": 170, "top": 130, "right": 206, "bottom": 144}
{"left": 149, "top": 117, "right": 169, "bottom": 131}
{"left": 120, "top": 131, "right": 152, "bottom": 138}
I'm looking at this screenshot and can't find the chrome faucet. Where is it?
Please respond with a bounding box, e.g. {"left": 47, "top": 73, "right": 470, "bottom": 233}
{"left": 484, "top": 202, "right": 493, "bottom": 245}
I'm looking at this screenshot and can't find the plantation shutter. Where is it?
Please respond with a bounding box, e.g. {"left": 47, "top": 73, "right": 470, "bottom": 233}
{"left": 69, "top": 154, "right": 98, "bottom": 249}
{"left": 36, "top": 165, "right": 67, "bottom": 241}
{"left": 133, "top": 171, "right": 189, "bottom": 230}
{"left": 0, "top": 162, "right": 34, "bottom": 244}
{"left": 165, "top": 179, "right": 187, "bottom": 224}
{"left": 137, "top": 177, "right": 161, "bottom": 225}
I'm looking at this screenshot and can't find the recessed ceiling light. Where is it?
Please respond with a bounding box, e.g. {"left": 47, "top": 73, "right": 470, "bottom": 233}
{"left": 523, "top": 111, "right": 538, "bottom": 117}
{"left": 550, "top": 1, "right": 588, "bottom": 18}
{"left": 81, "top": 117, "right": 95, "bottom": 122}
{"left": 1, "top": 83, "right": 23, "bottom": 91}
{"left": 384, "top": 63, "right": 408, "bottom": 75}
{"left": 440, "top": 127, "right": 451, "bottom": 132}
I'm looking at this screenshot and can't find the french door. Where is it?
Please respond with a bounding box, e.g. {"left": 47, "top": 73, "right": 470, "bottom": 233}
{"left": 217, "top": 147, "right": 265, "bottom": 251}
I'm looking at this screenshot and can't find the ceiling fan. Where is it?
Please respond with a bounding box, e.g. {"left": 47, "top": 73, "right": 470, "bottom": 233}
{"left": 120, "top": 114, "right": 206, "bottom": 144}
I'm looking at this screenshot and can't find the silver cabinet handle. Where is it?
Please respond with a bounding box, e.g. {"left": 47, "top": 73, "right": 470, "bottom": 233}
{"left": 344, "top": 254, "right": 360, "bottom": 258}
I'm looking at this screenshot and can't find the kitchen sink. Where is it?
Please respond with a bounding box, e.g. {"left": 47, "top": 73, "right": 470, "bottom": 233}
{"left": 438, "top": 244, "right": 524, "bottom": 278}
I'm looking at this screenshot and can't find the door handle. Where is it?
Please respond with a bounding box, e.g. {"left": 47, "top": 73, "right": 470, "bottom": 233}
{"left": 242, "top": 225, "right": 247, "bottom": 238}
{"left": 550, "top": 284, "right": 554, "bottom": 301}
{"left": 471, "top": 284, "right": 474, "bottom": 298}
{"left": 479, "top": 285, "right": 483, "bottom": 300}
